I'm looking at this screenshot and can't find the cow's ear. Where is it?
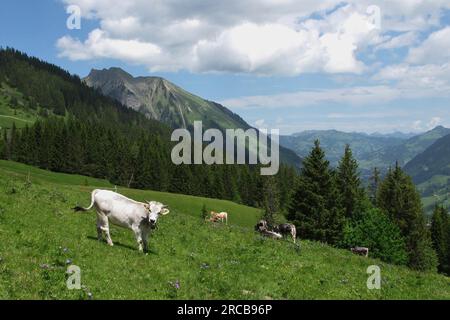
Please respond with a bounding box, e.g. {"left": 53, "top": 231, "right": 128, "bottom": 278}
{"left": 144, "top": 204, "right": 150, "bottom": 211}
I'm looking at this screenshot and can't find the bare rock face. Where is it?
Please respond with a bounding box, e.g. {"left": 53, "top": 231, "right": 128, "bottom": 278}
{"left": 83, "top": 67, "right": 249, "bottom": 130}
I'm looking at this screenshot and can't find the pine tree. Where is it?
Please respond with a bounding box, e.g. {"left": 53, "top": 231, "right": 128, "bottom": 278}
{"left": 337, "top": 145, "right": 364, "bottom": 219}
{"left": 288, "top": 140, "right": 345, "bottom": 245}
{"left": 0, "top": 129, "right": 6, "bottom": 159}
{"left": 430, "top": 206, "right": 450, "bottom": 274}
{"left": 261, "top": 175, "right": 279, "bottom": 227}
{"left": 368, "top": 167, "right": 380, "bottom": 206}
{"left": 378, "top": 164, "right": 438, "bottom": 271}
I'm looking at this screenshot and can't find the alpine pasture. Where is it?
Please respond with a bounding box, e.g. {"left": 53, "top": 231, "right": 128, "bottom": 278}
{"left": 0, "top": 160, "right": 449, "bottom": 300}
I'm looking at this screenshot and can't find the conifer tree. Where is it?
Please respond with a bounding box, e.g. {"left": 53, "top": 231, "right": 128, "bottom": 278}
{"left": 368, "top": 167, "right": 380, "bottom": 206}
{"left": 430, "top": 206, "right": 450, "bottom": 274}
{"left": 288, "top": 140, "right": 345, "bottom": 245}
{"left": 378, "top": 163, "right": 437, "bottom": 271}
{"left": 261, "top": 175, "right": 279, "bottom": 227}
{"left": 337, "top": 145, "right": 364, "bottom": 219}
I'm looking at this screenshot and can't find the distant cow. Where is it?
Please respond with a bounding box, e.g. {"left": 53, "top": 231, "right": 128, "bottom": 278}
{"left": 273, "top": 224, "right": 297, "bottom": 244}
{"left": 73, "top": 189, "right": 169, "bottom": 253}
{"left": 209, "top": 211, "right": 228, "bottom": 224}
{"left": 256, "top": 220, "right": 297, "bottom": 243}
{"left": 255, "top": 220, "right": 283, "bottom": 240}
{"left": 351, "top": 247, "right": 369, "bottom": 257}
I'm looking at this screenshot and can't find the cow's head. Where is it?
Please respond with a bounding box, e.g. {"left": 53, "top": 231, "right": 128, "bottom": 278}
{"left": 255, "top": 220, "right": 268, "bottom": 232}
{"left": 146, "top": 201, "right": 170, "bottom": 228}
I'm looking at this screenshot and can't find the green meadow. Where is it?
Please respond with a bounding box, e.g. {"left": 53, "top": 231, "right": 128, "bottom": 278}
{"left": 0, "top": 160, "right": 449, "bottom": 300}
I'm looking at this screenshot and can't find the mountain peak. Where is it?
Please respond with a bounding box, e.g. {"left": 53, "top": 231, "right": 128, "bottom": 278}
{"left": 82, "top": 66, "right": 252, "bottom": 131}
{"left": 86, "top": 67, "right": 133, "bottom": 81}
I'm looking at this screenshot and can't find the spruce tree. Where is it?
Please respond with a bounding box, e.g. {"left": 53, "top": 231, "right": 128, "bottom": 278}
{"left": 337, "top": 145, "right": 364, "bottom": 219}
{"left": 368, "top": 167, "right": 380, "bottom": 206}
{"left": 378, "top": 164, "right": 437, "bottom": 271}
{"left": 261, "top": 175, "right": 279, "bottom": 227}
{"left": 288, "top": 140, "right": 345, "bottom": 245}
{"left": 0, "top": 129, "right": 6, "bottom": 159}
{"left": 430, "top": 206, "right": 450, "bottom": 274}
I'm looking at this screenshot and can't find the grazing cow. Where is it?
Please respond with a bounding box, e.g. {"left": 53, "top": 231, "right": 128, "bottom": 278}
{"left": 273, "top": 224, "right": 297, "bottom": 243}
{"left": 255, "top": 220, "right": 283, "bottom": 240}
{"left": 256, "top": 220, "right": 297, "bottom": 243}
{"left": 73, "top": 189, "right": 169, "bottom": 253}
{"left": 351, "top": 247, "right": 369, "bottom": 257}
{"left": 209, "top": 211, "right": 228, "bottom": 224}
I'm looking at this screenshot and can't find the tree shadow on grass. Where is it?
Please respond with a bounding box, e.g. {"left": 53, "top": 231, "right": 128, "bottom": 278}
{"left": 86, "top": 235, "right": 158, "bottom": 255}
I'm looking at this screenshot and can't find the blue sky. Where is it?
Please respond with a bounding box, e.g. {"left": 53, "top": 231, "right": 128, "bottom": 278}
{"left": 1, "top": 0, "right": 449, "bottom": 134}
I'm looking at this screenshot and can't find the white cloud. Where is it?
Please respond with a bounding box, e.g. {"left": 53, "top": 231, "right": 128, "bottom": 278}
{"left": 221, "top": 86, "right": 402, "bottom": 109}
{"left": 57, "top": 29, "right": 161, "bottom": 62}
{"left": 375, "top": 31, "right": 419, "bottom": 50}
{"left": 374, "top": 62, "right": 450, "bottom": 92}
{"left": 254, "top": 119, "right": 266, "bottom": 128}
{"left": 58, "top": 0, "right": 434, "bottom": 75}
{"left": 407, "top": 26, "right": 450, "bottom": 64}
{"left": 412, "top": 117, "right": 442, "bottom": 131}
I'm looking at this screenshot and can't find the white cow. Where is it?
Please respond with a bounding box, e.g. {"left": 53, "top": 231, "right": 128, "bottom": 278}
{"left": 73, "top": 189, "right": 169, "bottom": 253}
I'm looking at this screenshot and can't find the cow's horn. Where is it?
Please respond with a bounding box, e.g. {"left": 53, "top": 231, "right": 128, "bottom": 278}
{"left": 161, "top": 208, "right": 170, "bottom": 215}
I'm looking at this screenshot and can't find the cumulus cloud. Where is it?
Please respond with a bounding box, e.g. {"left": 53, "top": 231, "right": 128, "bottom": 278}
{"left": 412, "top": 117, "right": 442, "bottom": 131}
{"left": 58, "top": 0, "right": 444, "bottom": 75}
{"left": 407, "top": 26, "right": 450, "bottom": 64}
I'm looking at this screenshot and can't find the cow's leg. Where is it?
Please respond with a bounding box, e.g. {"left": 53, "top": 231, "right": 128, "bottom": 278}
{"left": 96, "top": 213, "right": 105, "bottom": 241}
{"left": 291, "top": 228, "right": 296, "bottom": 244}
{"left": 132, "top": 226, "right": 144, "bottom": 252}
{"left": 103, "top": 224, "right": 114, "bottom": 246}
{"left": 141, "top": 229, "right": 150, "bottom": 253}
{"left": 97, "top": 215, "right": 113, "bottom": 246}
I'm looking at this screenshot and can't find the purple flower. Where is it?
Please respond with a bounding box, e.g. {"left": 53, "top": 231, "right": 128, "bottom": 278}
{"left": 169, "top": 280, "right": 180, "bottom": 290}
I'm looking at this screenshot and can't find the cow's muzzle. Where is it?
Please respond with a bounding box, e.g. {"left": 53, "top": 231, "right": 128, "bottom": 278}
{"left": 149, "top": 219, "right": 157, "bottom": 229}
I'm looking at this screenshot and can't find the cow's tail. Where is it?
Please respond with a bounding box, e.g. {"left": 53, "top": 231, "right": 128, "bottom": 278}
{"left": 73, "top": 190, "right": 97, "bottom": 212}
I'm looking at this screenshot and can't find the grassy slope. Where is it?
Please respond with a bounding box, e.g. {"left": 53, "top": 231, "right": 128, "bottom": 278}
{"left": 0, "top": 160, "right": 449, "bottom": 300}
{"left": 0, "top": 84, "right": 38, "bottom": 130}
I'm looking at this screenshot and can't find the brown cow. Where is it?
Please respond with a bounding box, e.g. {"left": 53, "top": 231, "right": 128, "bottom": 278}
{"left": 209, "top": 211, "right": 228, "bottom": 224}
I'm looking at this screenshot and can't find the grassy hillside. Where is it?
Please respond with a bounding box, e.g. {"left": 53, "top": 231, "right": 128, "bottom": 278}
{"left": 0, "top": 84, "right": 38, "bottom": 129}
{"left": 1, "top": 160, "right": 449, "bottom": 300}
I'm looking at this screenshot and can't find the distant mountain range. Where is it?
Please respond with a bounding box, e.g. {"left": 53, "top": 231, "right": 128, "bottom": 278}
{"left": 359, "top": 126, "right": 450, "bottom": 171}
{"left": 405, "top": 133, "right": 450, "bottom": 184}
{"left": 280, "top": 126, "right": 450, "bottom": 173}
{"left": 404, "top": 132, "right": 450, "bottom": 213}
{"left": 280, "top": 130, "right": 406, "bottom": 169}
{"left": 84, "top": 67, "right": 302, "bottom": 168}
